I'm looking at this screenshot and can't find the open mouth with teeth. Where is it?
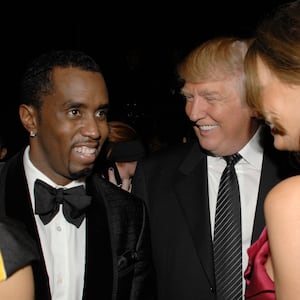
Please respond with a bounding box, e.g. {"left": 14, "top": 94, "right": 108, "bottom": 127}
{"left": 74, "top": 146, "right": 97, "bottom": 156}
{"left": 196, "top": 125, "right": 219, "bottom": 131}
{"left": 73, "top": 146, "right": 99, "bottom": 165}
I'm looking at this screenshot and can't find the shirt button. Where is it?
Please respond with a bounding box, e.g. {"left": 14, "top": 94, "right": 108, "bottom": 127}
{"left": 56, "top": 225, "right": 62, "bottom": 232}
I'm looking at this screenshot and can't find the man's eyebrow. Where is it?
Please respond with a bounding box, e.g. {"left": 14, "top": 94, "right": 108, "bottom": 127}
{"left": 180, "top": 89, "right": 219, "bottom": 97}
{"left": 98, "top": 103, "right": 109, "bottom": 109}
{"left": 199, "top": 91, "right": 220, "bottom": 97}
{"left": 63, "top": 101, "right": 110, "bottom": 110}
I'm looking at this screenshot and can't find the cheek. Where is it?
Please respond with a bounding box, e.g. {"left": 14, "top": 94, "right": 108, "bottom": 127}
{"left": 261, "top": 85, "right": 282, "bottom": 111}
{"left": 261, "top": 96, "right": 273, "bottom": 112}
{"left": 39, "top": 120, "right": 69, "bottom": 142}
{"left": 129, "top": 163, "right": 137, "bottom": 175}
{"left": 117, "top": 167, "right": 127, "bottom": 179}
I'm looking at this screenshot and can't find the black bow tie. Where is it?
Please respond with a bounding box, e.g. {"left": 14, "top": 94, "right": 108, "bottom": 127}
{"left": 34, "top": 179, "right": 92, "bottom": 228}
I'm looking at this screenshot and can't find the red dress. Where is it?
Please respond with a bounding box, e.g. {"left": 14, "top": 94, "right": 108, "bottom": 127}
{"left": 244, "top": 227, "right": 276, "bottom": 299}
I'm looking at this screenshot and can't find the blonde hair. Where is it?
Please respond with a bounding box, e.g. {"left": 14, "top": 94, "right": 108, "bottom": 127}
{"left": 177, "top": 37, "right": 252, "bottom": 106}
{"left": 177, "top": 37, "right": 251, "bottom": 83}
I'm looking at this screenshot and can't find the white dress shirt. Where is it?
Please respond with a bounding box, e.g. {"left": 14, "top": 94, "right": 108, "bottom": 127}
{"left": 23, "top": 146, "right": 86, "bottom": 300}
{"left": 207, "top": 128, "right": 264, "bottom": 294}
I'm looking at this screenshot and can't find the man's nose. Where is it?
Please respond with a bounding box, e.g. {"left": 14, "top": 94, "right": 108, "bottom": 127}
{"left": 186, "top": 98, "right": 207, "bottom": 121}
{"left": 80, "top": 116, "right": 103, "bottom": 139}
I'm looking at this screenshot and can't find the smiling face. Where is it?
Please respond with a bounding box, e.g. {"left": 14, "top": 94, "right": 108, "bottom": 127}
{"left": 116, "top": 161, "right": 138, "bottom": 180}
{"left": 20, "top": 67, "right": 109, "bottom": 185}
{"left": 256, "top": 57, "right": 300, "bottom": 151}
{"left": 182, "top": 77, "right": 258, "bottom": 156}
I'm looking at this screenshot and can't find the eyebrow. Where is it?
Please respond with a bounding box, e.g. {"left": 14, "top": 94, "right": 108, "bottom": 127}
{"left": 181, "top": 89, "right": 220, "bottom": 97}
{"left": 98, "top": 103, "right": 110, "bottom": 110}
{"left": 63, "top": 101, "right": 110, "bottom": 110}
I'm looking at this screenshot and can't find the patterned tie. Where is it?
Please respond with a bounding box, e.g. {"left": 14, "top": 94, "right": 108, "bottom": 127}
{"left": 34, "top": 179, "right": 92, "bottom": 228}
{"left": 213, "top": 153, "right": 242, "bottom": 300}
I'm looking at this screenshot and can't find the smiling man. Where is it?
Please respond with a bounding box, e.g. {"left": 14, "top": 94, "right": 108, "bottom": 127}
{"left": 0, "top": 50, "right": 155, "bottom": 300}
{"left": 132, "top": 37, "right": 296, "bottom": 300}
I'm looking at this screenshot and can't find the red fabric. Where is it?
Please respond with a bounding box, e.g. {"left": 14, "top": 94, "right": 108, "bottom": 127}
{"left": 244, "top": 227, "right": 276, "bottom": 300}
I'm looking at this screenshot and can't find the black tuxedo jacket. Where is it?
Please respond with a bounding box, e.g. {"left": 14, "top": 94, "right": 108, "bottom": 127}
{"left": 132, "top": 130, "right": 297, "bottom": 300}
{"left": 0, "top": 149, "right": 155, "bottom": 300}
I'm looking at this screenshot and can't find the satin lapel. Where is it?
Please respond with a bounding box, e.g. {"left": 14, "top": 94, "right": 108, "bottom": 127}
{"left": 2, "top": 150, "right": 51, "bottom": 299}
{"left": 84, "top": 176, "right": 113, "bottom": 299}
{"left": 174, "top": 144, "right": 215, "bottom": 287}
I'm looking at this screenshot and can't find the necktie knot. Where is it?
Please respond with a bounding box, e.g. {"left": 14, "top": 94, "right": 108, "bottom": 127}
{"left": 55, "top": 188, "right": 65, "bottom": 204}
{"left": 34, "top": 179, "right": 92, "bottom": 228}
{"left": 224, "top": 153, "right": 242, "bottom": 166}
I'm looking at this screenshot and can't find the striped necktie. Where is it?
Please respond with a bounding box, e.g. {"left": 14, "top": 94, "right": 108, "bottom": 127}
{"left": 213, "top": 153, "right": 242, "bottom": 300}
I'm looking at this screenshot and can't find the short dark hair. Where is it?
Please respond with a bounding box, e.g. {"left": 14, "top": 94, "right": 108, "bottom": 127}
{"left": 20, "top": 49, "right": 103, "bottom": 110}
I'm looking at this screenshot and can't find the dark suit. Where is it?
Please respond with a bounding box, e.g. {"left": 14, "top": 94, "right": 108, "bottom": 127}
{"left": 0, "top": 148, "right": 155, "bottom": 300}
{"left": 132, "top": 129, "right": 296, "bottom": 300}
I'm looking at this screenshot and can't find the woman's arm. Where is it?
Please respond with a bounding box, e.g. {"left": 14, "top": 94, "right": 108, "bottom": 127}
{"left": 264, "top": 175, "right": 300, "bottom": 300}
{"left": 0, "top": 265, "right": 34, "bottom": 300}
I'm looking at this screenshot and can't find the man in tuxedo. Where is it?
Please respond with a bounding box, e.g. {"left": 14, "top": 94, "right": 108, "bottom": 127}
{"left": 0, "top": 50, "right": 154, "bottom": 299}
{"left": 132, "top": 37, "right": 296, "bottom": 300}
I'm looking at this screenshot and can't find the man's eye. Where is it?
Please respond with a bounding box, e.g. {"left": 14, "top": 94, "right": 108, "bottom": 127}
{"left": 184, "top": 95, "right": 193, "bottom": 101}
{"left": 205, "top": 96, "right": 218, "bottom": 102}
{"left": 96, "top": 110, "right": 108, "bottom": 119}
{"left": 68, "top": 109, "right": 80, "bottom": 116}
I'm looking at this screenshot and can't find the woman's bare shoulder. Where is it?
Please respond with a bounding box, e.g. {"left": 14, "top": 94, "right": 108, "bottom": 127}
{"left": 265, "top": 175, "right": 300, "bottom": 214}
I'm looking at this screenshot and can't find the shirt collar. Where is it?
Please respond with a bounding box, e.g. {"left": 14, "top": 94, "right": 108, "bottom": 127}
{"left": 207, "top": 126, "right": 264, "bottom": 170}
{"left": 238, "top": 126, "right": 264, "bottom": 170}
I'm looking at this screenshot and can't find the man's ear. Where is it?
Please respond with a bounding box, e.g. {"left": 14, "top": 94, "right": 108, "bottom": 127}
{"left": 19, "top": 104, "right": 38, "bottom": 133}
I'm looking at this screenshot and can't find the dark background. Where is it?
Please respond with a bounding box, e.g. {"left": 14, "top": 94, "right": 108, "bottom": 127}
{"left": 2, "top": 0, "right": 289, "bottom": 157}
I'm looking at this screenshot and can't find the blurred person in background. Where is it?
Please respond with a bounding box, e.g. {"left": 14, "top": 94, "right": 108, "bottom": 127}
{"left": 95, "top": 120, "right": 146, "bottom": 192}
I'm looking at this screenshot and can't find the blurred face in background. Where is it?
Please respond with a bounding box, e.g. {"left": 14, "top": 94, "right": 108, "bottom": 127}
{"left": 116, "top": 161, "right": 138, "bottom": 180}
